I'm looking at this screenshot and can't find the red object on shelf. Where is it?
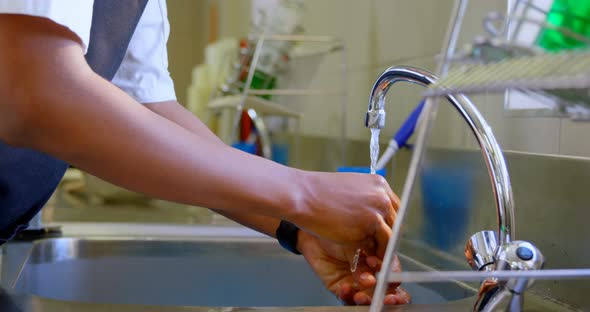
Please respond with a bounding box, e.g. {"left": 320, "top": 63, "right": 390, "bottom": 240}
{"left": 239, "top": 111, "right": 252, "bottom": 142}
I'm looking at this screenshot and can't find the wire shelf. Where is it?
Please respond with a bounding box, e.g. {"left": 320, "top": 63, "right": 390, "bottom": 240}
{"left": 424, "top": 0, "right": 590, "bottom": 120}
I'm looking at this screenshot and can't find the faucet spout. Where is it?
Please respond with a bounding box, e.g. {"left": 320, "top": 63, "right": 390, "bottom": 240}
{"left": 365, "top": 66, "right": 515, "bottom": 245}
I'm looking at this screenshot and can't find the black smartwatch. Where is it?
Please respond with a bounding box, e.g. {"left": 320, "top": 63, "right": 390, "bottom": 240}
{"left": 276, "top": 220, "right": 301, "bottom": 255}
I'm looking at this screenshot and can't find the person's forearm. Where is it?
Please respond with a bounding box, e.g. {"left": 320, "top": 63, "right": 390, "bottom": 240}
{"left": 145, "top": 101, "right": 224, "bottom": 145}
{"left": 146, "top": 101, "right": 282, "bottom": 238}
{"left": 1, "top": 15, "right": 399, "bottom": 253}
{"left": 37, "top": 80, "right": 302, "bottom": 222}
{"left": 0, "top": 18, "right": 304, "bottom": 225}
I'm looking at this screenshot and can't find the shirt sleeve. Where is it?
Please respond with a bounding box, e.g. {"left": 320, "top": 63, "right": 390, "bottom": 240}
{"left": 111, "top": 0, "right": 177, "bottom": 104}
{"left": 0, "top": 0, "right": 93, "bottom": 53}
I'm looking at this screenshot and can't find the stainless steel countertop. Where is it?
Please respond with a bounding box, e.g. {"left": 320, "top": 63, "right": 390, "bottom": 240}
{"left": 1, "top": 227, "right": 580, "bottom": 312}
{"left": 1, "top": 288, "right": 576, "bottom": 312}
{"left": 1, "top": 289, "right": 479, "bottom": 312}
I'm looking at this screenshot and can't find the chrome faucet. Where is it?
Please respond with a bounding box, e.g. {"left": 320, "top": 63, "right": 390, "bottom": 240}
{"left": 366, "top": 66, "right": 544, "bottom": 311}
{"left": 245, "top": 108, "right": 272, "bottom": 160}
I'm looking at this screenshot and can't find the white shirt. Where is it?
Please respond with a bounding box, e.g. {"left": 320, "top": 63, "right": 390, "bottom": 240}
{"left": 0, "top": 0, "right": 176, "bottom": 103}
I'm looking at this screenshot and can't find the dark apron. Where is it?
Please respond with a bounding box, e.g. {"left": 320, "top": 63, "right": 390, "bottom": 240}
{"left": 0, "top": 0, "right": 149, "bottom": 244}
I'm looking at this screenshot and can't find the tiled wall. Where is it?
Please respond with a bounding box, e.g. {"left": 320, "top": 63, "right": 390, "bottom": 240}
{"left": 217, "top": 0, "right": 590, "bottom": 159}
{"left": 167, "top": 1, "right": 209, "bottom": 105}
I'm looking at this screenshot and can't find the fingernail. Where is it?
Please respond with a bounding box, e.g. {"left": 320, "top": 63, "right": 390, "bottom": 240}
{"left": 360, "top": 272, "right": 370, "bottom": 281}
{"left": 356, "top": 295, "right": 369, "bottom": 305}
{"left": 384, "top": 294, "right": 397, "bottom": 305}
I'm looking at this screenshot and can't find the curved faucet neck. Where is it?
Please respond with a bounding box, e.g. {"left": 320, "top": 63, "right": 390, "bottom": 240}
{"left": 365, "top": 66, "right": 515, "bottom": 245}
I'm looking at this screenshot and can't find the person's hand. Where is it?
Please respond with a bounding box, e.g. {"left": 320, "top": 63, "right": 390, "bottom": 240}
{"left": 291, "top": 171, "right": 399, "bottom": 257}
{"left": 297, "top": 230, "right": 410, "bottom": 305}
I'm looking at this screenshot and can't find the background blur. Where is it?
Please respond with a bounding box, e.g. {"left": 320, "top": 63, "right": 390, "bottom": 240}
{"left": 167, "top": 0, "right": 590, "bottom": 157}
{"left": 42, "top": 0, "right": 590, "bottom": 225}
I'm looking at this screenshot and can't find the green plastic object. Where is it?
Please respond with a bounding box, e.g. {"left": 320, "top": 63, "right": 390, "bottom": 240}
{"left": 537, "top": 0, "right": 590, "bottom": 51}
{"left": 249, "top": 70, "right": 276, "bottom": 100}
{"left": 238, "top": 69, "right": 276, "bottom": 101}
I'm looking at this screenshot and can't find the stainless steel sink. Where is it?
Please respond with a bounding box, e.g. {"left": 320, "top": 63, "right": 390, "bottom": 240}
{"left": 12, "top": 237, "right": 473, "bottom": 307}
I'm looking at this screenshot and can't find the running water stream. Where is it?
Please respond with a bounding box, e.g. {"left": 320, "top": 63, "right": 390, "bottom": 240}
{"left": 351, "top": 128, "right": 381, "bottom": 273}
{"left": 369, "top": 128, "right": 381, "bottom": 175}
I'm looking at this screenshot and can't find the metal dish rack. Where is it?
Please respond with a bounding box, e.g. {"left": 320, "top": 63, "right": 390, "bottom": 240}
{"left": 370, "top": 1, "right": 590, "bottom": 311}
{"left": 428, "top": 0, "right": 590, "bottom": 120}
{"left": 207, "top": 33, "right": 349, "bottom": 166}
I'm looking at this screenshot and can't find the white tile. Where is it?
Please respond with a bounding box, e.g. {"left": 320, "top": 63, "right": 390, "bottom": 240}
{"left": 292, "top": 68, "right": 373, "bottom": 140}
{"left": 372, "top": 0, "right": 507, "bottom": 67}
{"left": 297, "top": 94, "right": 342, "bottom": 138}
{"left": 302, "top": 0, "right": 374, "bottom": 70}
{"left": 268, "top": 0, "right": 523, "bottom": 151}
{"left": 218, "top": 0, "right": 251, "bottom": 38}
{"left": 278, "top": 54, "right": 343, "bottom": 90}
{"left": 559, "top": 119, "right": 590, "bottom": 158}
{"left": 493, "top": 116, "right": 560, "bottom": 154}
{"left": 456, "top": 0, "right": 507, "bottom": 48}
{"left": 373, "top": 0, "right": 454, "bottom": 66}
{"left": 481, "top": 92, "right": 560, "bottom": 154}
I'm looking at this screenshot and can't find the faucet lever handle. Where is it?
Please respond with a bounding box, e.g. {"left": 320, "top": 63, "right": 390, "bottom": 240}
{"left": 496, "top": 240, "right": 545, "bottom": 294}
{"left": 465, "top": 230, "right": 499, "bottom": 271}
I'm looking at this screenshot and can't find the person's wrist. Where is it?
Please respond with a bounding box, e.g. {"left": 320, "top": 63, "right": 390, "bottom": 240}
{"left": 296, "top": 229, "right": 313, "bottom": 256}
{"left": 284, "top": 169, "right": 313, "bottom": 226}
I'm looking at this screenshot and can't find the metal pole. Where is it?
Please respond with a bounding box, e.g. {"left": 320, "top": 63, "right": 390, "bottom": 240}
{"left": 231, "top": 30, "right": 267, "bottom": 143}
{"left": 369, "top": 1, "right": 470, "bottom": 311}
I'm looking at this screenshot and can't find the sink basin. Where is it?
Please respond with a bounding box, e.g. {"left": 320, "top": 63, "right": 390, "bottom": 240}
{"left": 12, "top": 237, "right": 473, "bottom": 307}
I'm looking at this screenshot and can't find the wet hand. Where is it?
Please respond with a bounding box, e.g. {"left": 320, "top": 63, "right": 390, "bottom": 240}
{"left": 297, "top": 230, "right": 410, "bottom": 306}
{"left": 292, "top": 171, "right": 399, "bottom": 257}
{"left": 348, "top": 255, "right": 411, "bottom": 305}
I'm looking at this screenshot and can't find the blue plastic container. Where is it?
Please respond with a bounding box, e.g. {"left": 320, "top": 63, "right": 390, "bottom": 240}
{"left": 420, "top": 165, "right": 473, "bottom": 250}
{"left": 337, "top": 167, "right": 387, "bottom": 178}
{"left": 231, "top": 142, "right": 257, "bottom": 155}
{"left": 271, "top": 144, "right": 289, "bottom": 165}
